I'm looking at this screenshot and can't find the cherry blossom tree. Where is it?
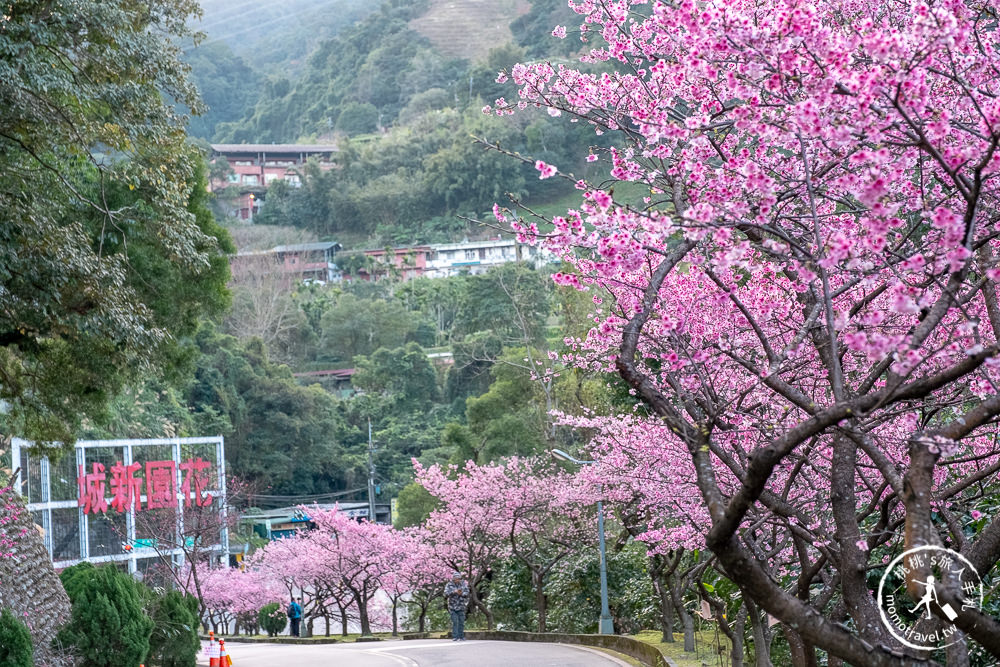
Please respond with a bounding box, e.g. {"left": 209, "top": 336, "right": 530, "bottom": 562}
{"left": 490, "top": 0, "right": 1000, "bottom": 663}
{"left": 306, "top": 507, "right": 409, "bottom": 636}
{"left": 253, "top": 527, "right": 362, "bottom": 637}
{"left": 415, "top": 460, "right": 513, "bottom": 629}
{"left": 417, "top": 457, "right": 595, "bottom": 632}
{"left": 382, "top": 529, "right": 450, "bottom": 635}
{"left": 499, "top": 458, "right": 594, "bottom": 632}
{"left": 193, "top": 564, "right": 283, "bottom": 634}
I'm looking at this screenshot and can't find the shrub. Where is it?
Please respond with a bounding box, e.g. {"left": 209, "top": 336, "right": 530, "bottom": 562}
{"left": 58, "top": 563, "right": 154, "bottom": 667}
{"left": 258, "top": 603, "right": 287, "bottom": 637}
{"left": 0, "top": 607, "right": 33, "bottom": 667}
{"left": 147, "top": 591, "right": 200, "bottom": 667}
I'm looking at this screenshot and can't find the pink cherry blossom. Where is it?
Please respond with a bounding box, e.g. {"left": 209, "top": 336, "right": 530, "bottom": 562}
{"left": 535, "top": 160, "right": 557, "bottom": 179}
{"left": 493, "top": 0, "right": 1000, "bottom": 660}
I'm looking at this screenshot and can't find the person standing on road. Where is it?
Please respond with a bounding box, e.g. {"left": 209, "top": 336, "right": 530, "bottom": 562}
{"left": 287, "top": 596, "right": 303, "bottom": 637}
{"left": 444, "top": 571, "right": 470, "bottom": 641}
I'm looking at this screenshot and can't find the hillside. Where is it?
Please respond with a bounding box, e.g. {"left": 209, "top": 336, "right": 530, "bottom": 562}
{"left": 192, "top": 0, "right": 376, "bottom": 73}
{"left": 410, "top": 0, "right": 531, "bottom": 61}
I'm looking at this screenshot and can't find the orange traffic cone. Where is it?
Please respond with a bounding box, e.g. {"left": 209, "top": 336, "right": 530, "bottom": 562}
{"left": 219, "top": 639, "right": 233, "bottom": 666}
{"left": 208, "top": 631, "right": 220, "bottom": 667}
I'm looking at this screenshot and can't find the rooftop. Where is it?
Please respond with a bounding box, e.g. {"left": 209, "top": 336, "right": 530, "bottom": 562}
{"left": 273, "top": 241, "right": 343, "bottom": 253}
{"left": 211, "top": 143, "right": 338, "bottom": 154}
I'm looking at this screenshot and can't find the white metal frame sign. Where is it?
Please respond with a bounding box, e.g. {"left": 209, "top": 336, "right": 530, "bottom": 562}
{"left": 11, "top": 436, "right": 227, "bottom": 573}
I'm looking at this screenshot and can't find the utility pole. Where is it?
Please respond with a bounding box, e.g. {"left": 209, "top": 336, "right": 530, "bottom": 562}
{"left": 367, "top": 418, "right": 377, "bottom": 523}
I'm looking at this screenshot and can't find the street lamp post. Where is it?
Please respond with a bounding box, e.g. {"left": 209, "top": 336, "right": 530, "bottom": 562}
{"left": 551, "top": 449, "right": 614, "bottom": 635}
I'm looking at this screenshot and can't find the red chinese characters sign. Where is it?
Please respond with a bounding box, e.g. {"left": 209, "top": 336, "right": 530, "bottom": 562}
{"left": 77, "top": 458, "right": 214, "bottom": 514}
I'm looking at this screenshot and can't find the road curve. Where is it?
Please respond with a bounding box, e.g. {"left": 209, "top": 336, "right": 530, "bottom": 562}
{"left": 199, "top": 638, "right": 633, "bottom": 667}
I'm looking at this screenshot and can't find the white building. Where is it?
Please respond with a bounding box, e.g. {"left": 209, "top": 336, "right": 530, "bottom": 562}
{"left": 424, "top": 238, "right": 552, "bottom": 278}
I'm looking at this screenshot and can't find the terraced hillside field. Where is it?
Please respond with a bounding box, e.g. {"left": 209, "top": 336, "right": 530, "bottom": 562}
{"left": 410, "top": 0, "right": 531, "bottom": 61}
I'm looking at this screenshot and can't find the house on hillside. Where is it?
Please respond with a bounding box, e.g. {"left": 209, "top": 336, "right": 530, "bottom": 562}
{"left": 209, "top": 143, "right": 338, "bottom": 220}
{"left": 424, "top": 238, "right": 548, "bottom": 278}
{"left": 338, "top": 238, "right": 555, "bottom": 283}
{"left": 231, "top": 241, "right": 343, "bottom": 284}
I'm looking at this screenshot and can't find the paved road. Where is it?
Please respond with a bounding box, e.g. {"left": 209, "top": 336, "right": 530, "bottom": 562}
{"left": 199, "top": 638, "right": 631, "bottom": 667}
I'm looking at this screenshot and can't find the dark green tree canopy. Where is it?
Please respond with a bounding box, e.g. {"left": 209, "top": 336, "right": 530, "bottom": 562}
{"left": 0, "top": 0, "right": 231, "bottom": 441}
{"left": 0, "top": 607, "right": 33, "bottom": 667}
{"left": 58, "top": 563, "right": 154, "bottom": 667}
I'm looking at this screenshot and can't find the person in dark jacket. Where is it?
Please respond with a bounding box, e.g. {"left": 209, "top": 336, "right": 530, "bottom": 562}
{"left": 444, "top": 571, "right": 470, "bottom": 641}
{"left": 287, "top": 596, "right": 303, "bottom": 637}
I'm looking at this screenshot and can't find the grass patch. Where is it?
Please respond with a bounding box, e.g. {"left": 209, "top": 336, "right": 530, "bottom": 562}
{"left": 631, "top": 629, "right": 734, "bottom": 667}
{"left": 589, "top": 646, "right": 644, "bottom": 666}
{"left": 513, "top": 180, "right": 656, "bottom": 223}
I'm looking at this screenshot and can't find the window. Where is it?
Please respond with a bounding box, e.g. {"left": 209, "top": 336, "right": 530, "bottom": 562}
{"left": 465, "top": 250, "right": 477, "bottom": 260}
{"left": 242, "top": 174, "right": 259, "bottom": 185}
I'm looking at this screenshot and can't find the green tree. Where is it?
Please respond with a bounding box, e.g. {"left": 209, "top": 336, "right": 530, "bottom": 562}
{"left": 455, "top": 263, "right": 552, "bottom": 345}
{"left": 0, "top": 607, "right": 33, "bottom": 667}
{"left": 352, "top": 343, "right": 440, "bottom": 410}
{"left": 335, "top": 101, "right": 379, "bottom": 134}
{"left": 258, "top": 603, "right": 287, "bottom": 637}
{"left": 445, "top": 331, "right": 503, "bottom": 402}
{"left": 319, "top": 294, "right": 418, "bottom": 362}
{"left": 464, "top": 350, "right": 547, "bottom": 462}
{"left": 511, "top": 0, "right": 584, "bottom": 58}
{"left": 393, "top": 481, "right": 438, "bottom": 529}
{"left": 0, "top": 0, "right": 230, "bottom": 443}
{"left": 187, "top": 326, "right": 354, "bottom": 495}
{"left": 147, "top": 591, "right": 200, "bottom": 667}
{"left": 183, "top": 41, "right": 262, "bottom": 140}
{"left": 58, "top": 563, "right": 154, "bottom": 667}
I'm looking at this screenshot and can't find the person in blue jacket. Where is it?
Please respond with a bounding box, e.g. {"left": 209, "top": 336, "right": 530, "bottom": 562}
{"left": 287, "top": 596, "right": 303, "bottom": 637}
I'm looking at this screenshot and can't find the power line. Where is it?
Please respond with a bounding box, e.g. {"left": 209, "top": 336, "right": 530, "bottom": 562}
{"left": 250, "top": 487, "right": 367, "bottom": 508}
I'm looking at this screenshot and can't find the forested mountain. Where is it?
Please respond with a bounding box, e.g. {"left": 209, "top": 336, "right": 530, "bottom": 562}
{"left": 194, "top": 0, "right": 376, "bottom": 74}
{"left": 124, "top": 0, "right": 625, "bottom": 504}
{"left": 188, "top": 0, "right": 605, "bottom": 246}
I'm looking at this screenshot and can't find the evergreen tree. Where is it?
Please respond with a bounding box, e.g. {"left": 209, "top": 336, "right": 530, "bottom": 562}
{"left": 0, "top": 607, "right": 33, "bottom": 667}
{"left": 147, "top": 591, "right": 200, "bottom": 667}
{"left": 58, "top": 564, "right": 154, "bottom": 667}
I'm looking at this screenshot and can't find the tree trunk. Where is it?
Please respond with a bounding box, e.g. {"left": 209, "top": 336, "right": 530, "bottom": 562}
{"left": 681, "top": 612, "right": 695, "bottom": 653}
{"left": 654, "top": 574, "right": 675, "bottom": 643}
{"left": 746, "top": 599, "right": 773, "bottom": 667}
{"left": 418, "top": 604, "right": 427, "bottom": 633}
{"left": 533, "top": 570, "right": 547, "bottom": 633}
{"left": 357, "top": 600, "right": 371, "bottom": 636}
{"left": 784, "top": 626, "right": 819, "bottom": 667}
{"left": 470, "top": 580, "right": 494, "bottom": 630}
{"left": 392, "top": 595, "right": 399, "bottom": 637}
{"left": 946, "top": 634, "right": 971, "bottom": 667}
{"left": 338, "top": 602, "right": 349, "bottom": 636}
{"left": 667, "top": 575, "right": 695, "bottom": 652}
{"left": 730, "top": 605, "right": 747, "bottom": 667}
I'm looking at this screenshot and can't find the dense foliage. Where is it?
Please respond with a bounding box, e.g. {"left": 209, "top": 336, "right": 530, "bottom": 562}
{"left": 0, "top": 0, "right": 232, "bottom": 442}
{"left": 147, "top": 591, "right": 201, "bottom": 667}
{"left": 0, "top": 607, "right": 33, "bottom": 667}
{"left": 257, "top": 602, "right": 287, "bottom": 637}
{"left": 58, "top": 563, "right": 154, "bottom": 667}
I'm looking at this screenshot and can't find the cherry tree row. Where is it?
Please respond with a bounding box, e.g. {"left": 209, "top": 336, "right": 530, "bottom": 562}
{"left": 188, "top": 457, "right": 598, "bottom": 637}
{"left": 481, "top": 0, "right": 1000, "bottom": 663}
